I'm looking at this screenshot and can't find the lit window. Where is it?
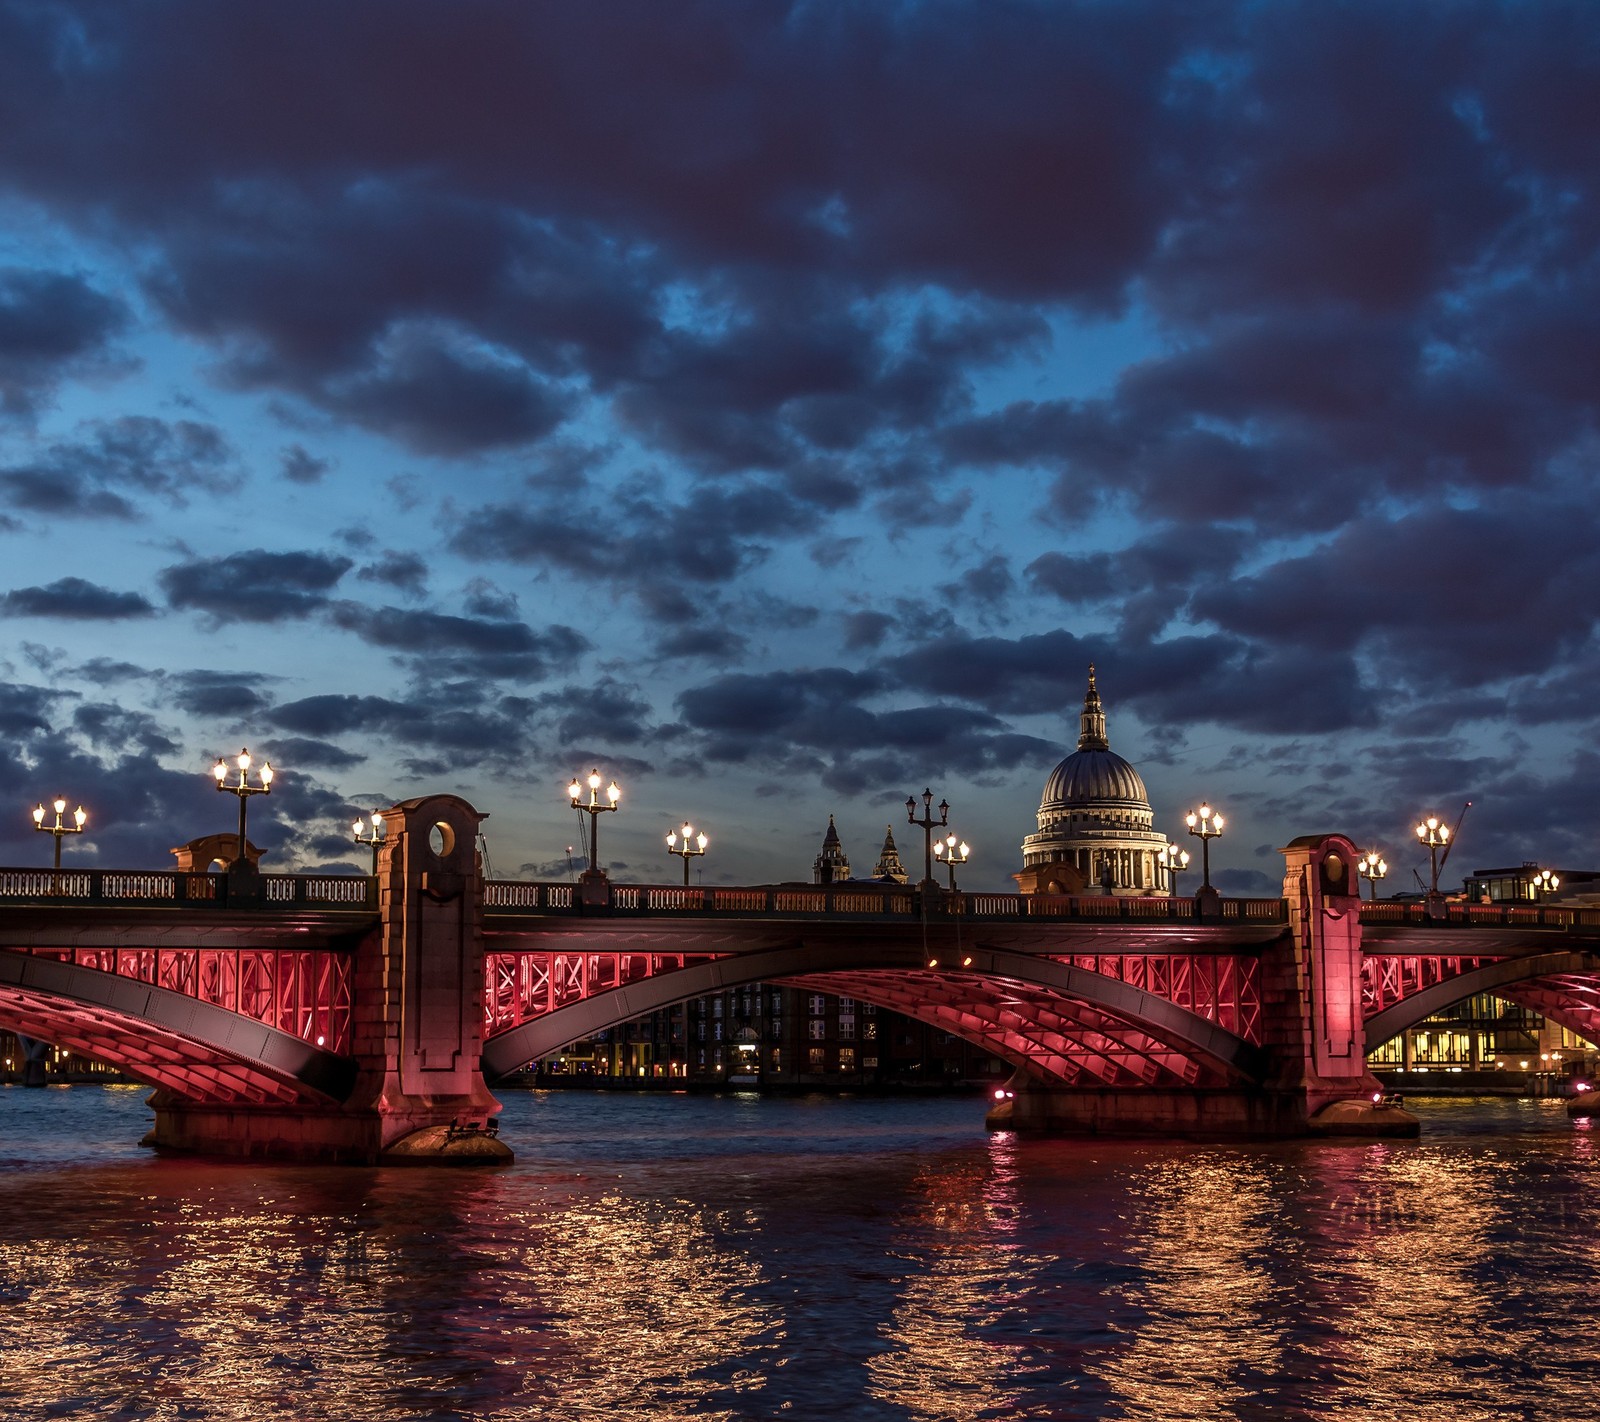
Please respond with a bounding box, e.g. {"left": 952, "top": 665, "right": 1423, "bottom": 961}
{"left": 808, "top": 1047, "right": 825, "bottom": 1072}
{"left": 839, "top": 1047, "right": 856, "bottom": 1071}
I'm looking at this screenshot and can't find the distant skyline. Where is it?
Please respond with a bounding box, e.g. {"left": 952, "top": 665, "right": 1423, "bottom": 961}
{"left": 0, "top": 1, "right": 1597, "bottom": 893}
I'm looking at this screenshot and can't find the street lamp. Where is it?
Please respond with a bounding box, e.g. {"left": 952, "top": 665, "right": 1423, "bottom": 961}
{"left": 1530, "top": 867, "right": 1561, "bottom": 899}
{"left": 1415, "top": 814, "right": 1450, "bottom": 896}
{"left": 1358, "top": 849, "right": 1388, "bottom": 901}
{"left": 665, "top": 821, "right": 708, "bottom": 886}
{"left": 352, "top": 811, "right": 386, "bottom": 874}
{"left": 32, "top": 797, "right": 86, "bottom": 871}
{"left": 568, "top": 769, "right": 620, "bottom": 879}
{"left": 1184, "top": 803, "right": 1225, "bottom": 891}
{"left": 933, "top": 831, "right": 970, "bottom": 890}
{"left": 1159, "top": 843, "right": 1190, "bottom": 896}
{"left": 906, "top": 788, "right": 950, "bottom": 888}
{"left": 213, "top": 749, "right": 273, "bottom": 865}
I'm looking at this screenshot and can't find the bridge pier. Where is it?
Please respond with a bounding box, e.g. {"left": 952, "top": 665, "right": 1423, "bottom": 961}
{"left": 146, "top": 794, "right": 512, "bottom": 1165}
{"left": 991, "top": 835, "right": 1419, "bottom": 1140}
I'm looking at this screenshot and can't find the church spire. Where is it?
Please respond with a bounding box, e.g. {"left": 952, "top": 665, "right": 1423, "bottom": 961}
{"left": 873, "top": 825, "right": 908, "bottom": 884}
{"left": 1077, "top": 663, "right": 1109, "bottom": 751}
{"left": 813, "top": 815, "right": 851, "bottom": 884}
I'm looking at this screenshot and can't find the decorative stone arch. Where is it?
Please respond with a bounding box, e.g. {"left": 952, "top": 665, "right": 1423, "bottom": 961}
{"left": 481, "top": 939, "right": 1267, "bottom": 1087}
{"left": 170, "top": 833, "right": 264, "bottom": 874}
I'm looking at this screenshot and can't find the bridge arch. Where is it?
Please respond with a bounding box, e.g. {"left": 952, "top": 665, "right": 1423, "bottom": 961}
{"left": 0, "top": 950, "right": 357, "bottom": 1105}
{"left": 1364, "top": 949, "right": 1600, "bottom": 1053}
{"left": 482, "top": 939, "right": 1267, "bottom": 1088}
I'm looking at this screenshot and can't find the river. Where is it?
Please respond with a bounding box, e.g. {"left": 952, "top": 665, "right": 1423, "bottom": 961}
{"left": 0, "top": 1086, "right": 1594, "bottom": 1420}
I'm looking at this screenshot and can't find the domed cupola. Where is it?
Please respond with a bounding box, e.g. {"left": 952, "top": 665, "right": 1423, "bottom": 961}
{"left": 1037, "top": 665, "right": 1151, "bottom": 825}
{"left": 1015, "top": 666, "right": 1173, "bottom": 897}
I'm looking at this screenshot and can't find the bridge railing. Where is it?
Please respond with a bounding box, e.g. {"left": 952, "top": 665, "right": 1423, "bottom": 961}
{"left": 1359, "top": 901, "right": 1600, "bottom": 929}
{"left": 0, "top": 867, "right": 377, "bottom": 911}
{"left": 483, "top": 882, "right": 1290, "bottom": 923}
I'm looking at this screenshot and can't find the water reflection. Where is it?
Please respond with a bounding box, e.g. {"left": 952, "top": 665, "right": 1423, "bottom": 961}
{"left": 0, "top": 1089, "right": 1597, "bottom": 1420}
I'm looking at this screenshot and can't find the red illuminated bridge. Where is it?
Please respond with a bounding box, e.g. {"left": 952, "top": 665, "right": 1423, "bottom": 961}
{"left": 0, "top": 795, "right": 1595, "bottom": 1162}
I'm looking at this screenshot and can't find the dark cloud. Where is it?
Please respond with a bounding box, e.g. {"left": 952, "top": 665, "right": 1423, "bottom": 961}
{"left": 324, "top": 602, "right": 588, "bottom": 681}
{"left": 162, "top": 670, "right": 277, "bottom": 719}
{"left": 0, "top": 266, "right": 128, "bottom": 418}
{"left": 461, "top": 579, "right": 518, "bottom": 620}
{"left": 0, "top": 416, "right": 235, "bottom": 520}
{"left": 676, "top": 666, "right": 1057, "bottom": 795}
{"left": 0, "top": 577, "right": 156, "bottom": 620}
{"left": 71, "top": 703, "right": 179, "bottom": 758}
{"left": 266, "top": 688, "right": 539, "bottom": 773}
{"left": 257, "top": 735, "right": 368, "bottom": 772}
{"left": 534, "top": 679, "right": 656, "bottom": 747}
{"left": 159, "top": 548, "right": 353, "bottom": 622}
{"left": 280, "top": 443, "right": 330, "bottom": 484}
{"left": 356, "top": 550, "right": 429, "bottom": 598}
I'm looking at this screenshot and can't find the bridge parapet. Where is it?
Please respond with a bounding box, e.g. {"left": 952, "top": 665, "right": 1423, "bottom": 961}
{"left": 1360, "top": 900, "right": 1600, "bottom": 929}
{"left": 483, "top": 881, "right": 1289, "bottom": 923}
{"left": 0, "top": 866, "right": 375, "bottom": 911}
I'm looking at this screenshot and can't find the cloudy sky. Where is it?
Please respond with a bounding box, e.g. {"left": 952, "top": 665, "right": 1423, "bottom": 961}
{"left": 0, "top": 0, "right": 1595, "bottom": 893}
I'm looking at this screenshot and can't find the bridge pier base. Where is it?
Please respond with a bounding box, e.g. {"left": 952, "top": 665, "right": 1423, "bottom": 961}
{"left": 143, "top": 1092, "right": 511, "bottom": 1165}
{"left": 987, "top": 1083, "right": 1418, "bottom": 1139}
{"left": 145, "top": 794, "right": 514, "bottom": 1166}
{"left": 989, "top": 1084, "right": 1313, "bottom": 1138}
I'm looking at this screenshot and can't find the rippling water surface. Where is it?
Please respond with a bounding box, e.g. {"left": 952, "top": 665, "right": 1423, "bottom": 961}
{"left": 0, "top": 1086, "right": 1595, "bottom": 1420}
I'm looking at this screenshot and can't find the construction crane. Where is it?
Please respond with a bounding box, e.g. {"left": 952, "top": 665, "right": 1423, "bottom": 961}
{"left": 1436, "top": 801, "right": 1471, "bottom": 878}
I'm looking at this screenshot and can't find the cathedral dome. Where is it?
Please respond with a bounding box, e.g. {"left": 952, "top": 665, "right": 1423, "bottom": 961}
{"left": 1040, "top": 748, "right": 1149, "bottom": 811}
{"left": 1016, "top": 666, "right": 1171, "bottom": 897}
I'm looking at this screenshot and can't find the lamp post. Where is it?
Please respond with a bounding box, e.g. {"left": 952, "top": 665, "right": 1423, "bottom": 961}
{"left": 352, "top": 811, "right": 386, "bottom": 874}
{"left": 32, "top": 797, "right": 86, "bottom": 872}
{"left": 1184, "top": 803, "right": 1224, "bottom": 891}
{"left": 933, "top": 831, "right": 970, "bottom": 891}
{"left": 1530, "top": 867, "right": 1561, "bottom": 900}
{"left": 1358, "top": 849, "right": 1388, "bottom": 901}
{"left": 1415, "top": 814, "right": 1450, "bottom": 898}
{"left": 905, "top": 788, "right": 950, "bottom": 888}
{"left": 568, "top": 769, "right": 620, "bottom": 879}
{"left": 665, "top": 821, "right": 708, "bottom": 886}
{"left": 1159, "top": 843, "right": 1190, "bottom": 896}
{"left": 213, "top": 749, "right": 273, "bottom": 866}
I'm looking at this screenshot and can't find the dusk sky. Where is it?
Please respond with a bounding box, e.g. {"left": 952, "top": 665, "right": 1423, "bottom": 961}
{"left": 0, "top": 0, "right": 1597, "bottom": 894}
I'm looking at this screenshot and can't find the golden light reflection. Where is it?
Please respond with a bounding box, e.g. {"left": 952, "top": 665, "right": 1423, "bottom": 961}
{"left": 864, "top": 1136, "right": 1042, "bottom": 1421}
{"left": 1091, "top": 1150, "right": 1282, "bottom": 1416}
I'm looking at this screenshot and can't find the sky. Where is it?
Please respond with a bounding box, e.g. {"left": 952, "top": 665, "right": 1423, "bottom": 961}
{"left": 0, "top": 0, "right": 1597, "bottom": 895}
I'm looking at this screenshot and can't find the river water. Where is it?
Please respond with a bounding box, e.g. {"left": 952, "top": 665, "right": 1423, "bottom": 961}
{"left": 0, "top": 1087, "right": 1594, "bottom": 1421}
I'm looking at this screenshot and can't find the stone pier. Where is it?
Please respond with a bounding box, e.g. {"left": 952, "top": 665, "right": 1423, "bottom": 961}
{"left": 146, "top": 794, "right": 512, "bottom": 1165}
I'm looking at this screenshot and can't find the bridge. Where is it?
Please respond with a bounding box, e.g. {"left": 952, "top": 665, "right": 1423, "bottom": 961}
{"left": 0, "top": 795, "right": 1596, "bottom": 1161}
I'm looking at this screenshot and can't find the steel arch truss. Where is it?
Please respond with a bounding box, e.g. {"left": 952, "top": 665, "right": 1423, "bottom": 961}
{"left": 481, "top": 941, "right": 1267, "bottom": 1087}
{"left": 1363, "top": 950, "right": 1600, "bottom": 1051}
{"left": 485, "top": 948, "right": 727, "bottom": 1035}
{"left": 29, "top": 946, "right": 355, "bottom": 1053}
{"left": 1363, "top": 953, "right": 1501, "bottom": 1019}
{"left": 1045, "top": 953, "right": 1262, "bottom": 1043}
{"left": 0, "top": 949, "right": 357, "bottom": 1105}
{"left": 793, "top": 971, "right": 1241, "bottom": 1088}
